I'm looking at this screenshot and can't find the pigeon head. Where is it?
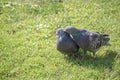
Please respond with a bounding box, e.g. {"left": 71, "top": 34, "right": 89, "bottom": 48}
{"left": 56, "top": 28, "right": 65, "bottom": 37}
{"left": 64, "top": 26, "right": 80, "bottom": 38}
{"left": 57, "top": 28, "right": 70, "bottom": 38}
{"left": 65, "top": 26, "right": 79, "bottom": 34}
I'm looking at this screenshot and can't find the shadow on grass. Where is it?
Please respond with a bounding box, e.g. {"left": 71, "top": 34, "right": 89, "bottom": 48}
{"left": 66, "top": 50, "right": 117, "bottom": 70}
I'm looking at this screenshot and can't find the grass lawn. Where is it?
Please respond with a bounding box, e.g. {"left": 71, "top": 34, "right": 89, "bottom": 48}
{"left": 0, "top": 0, "right": 120, "bottom": 80}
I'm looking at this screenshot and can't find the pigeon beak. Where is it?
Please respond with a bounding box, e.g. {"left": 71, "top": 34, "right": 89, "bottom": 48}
{"left": 56, "top": 32, "right": 58, "bottom": 35}
{"left": 56, "top": 31, "right": 58, "bottom": 35}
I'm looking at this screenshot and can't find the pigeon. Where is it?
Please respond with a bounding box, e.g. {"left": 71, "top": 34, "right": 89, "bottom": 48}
{"left": 56, "top": 28, "right": 79, "bottom": 56}
{"left": 65, "top": 26, "right": 111, "bottom": 58}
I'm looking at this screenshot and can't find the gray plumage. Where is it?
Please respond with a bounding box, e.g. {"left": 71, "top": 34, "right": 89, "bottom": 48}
{"left": 56, "top": 28, "right": 79, "bottom": 54}
{"left": 65, "top": 26, "right": 111, "bottom": 57}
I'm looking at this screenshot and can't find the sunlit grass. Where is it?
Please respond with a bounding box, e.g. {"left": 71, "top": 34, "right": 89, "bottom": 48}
{"left": 0, "top": 0, "right": 120, "bottom": 80}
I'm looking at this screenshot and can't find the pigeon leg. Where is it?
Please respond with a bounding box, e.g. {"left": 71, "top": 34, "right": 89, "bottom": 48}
{"left": 72, "top": 53, "right": 79, "bottom": 58}
{"left": 64, "top": 54, "right": 68, "bottom": 58}
{"left": 82, "top": 50, "right": 87, "bottom": 60}
{"left": 91, "top": 52, "right": 96, "bottom": 59}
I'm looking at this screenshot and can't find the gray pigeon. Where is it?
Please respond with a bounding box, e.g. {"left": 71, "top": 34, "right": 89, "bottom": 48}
{"left": 56, "top": 28, "right": 79, "bottom": 56}
{"left": 65, "top": 26, "right": 111, "bottom": 58}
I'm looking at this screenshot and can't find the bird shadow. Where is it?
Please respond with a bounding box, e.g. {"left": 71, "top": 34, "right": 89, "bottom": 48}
{"left": 65, "top": 50, "right": 117, "bottom": 71}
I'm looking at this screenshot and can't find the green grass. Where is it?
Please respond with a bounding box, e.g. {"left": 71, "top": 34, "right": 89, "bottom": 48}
{"left": 0, "top": 0, "right": 120, "bottom": 80}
